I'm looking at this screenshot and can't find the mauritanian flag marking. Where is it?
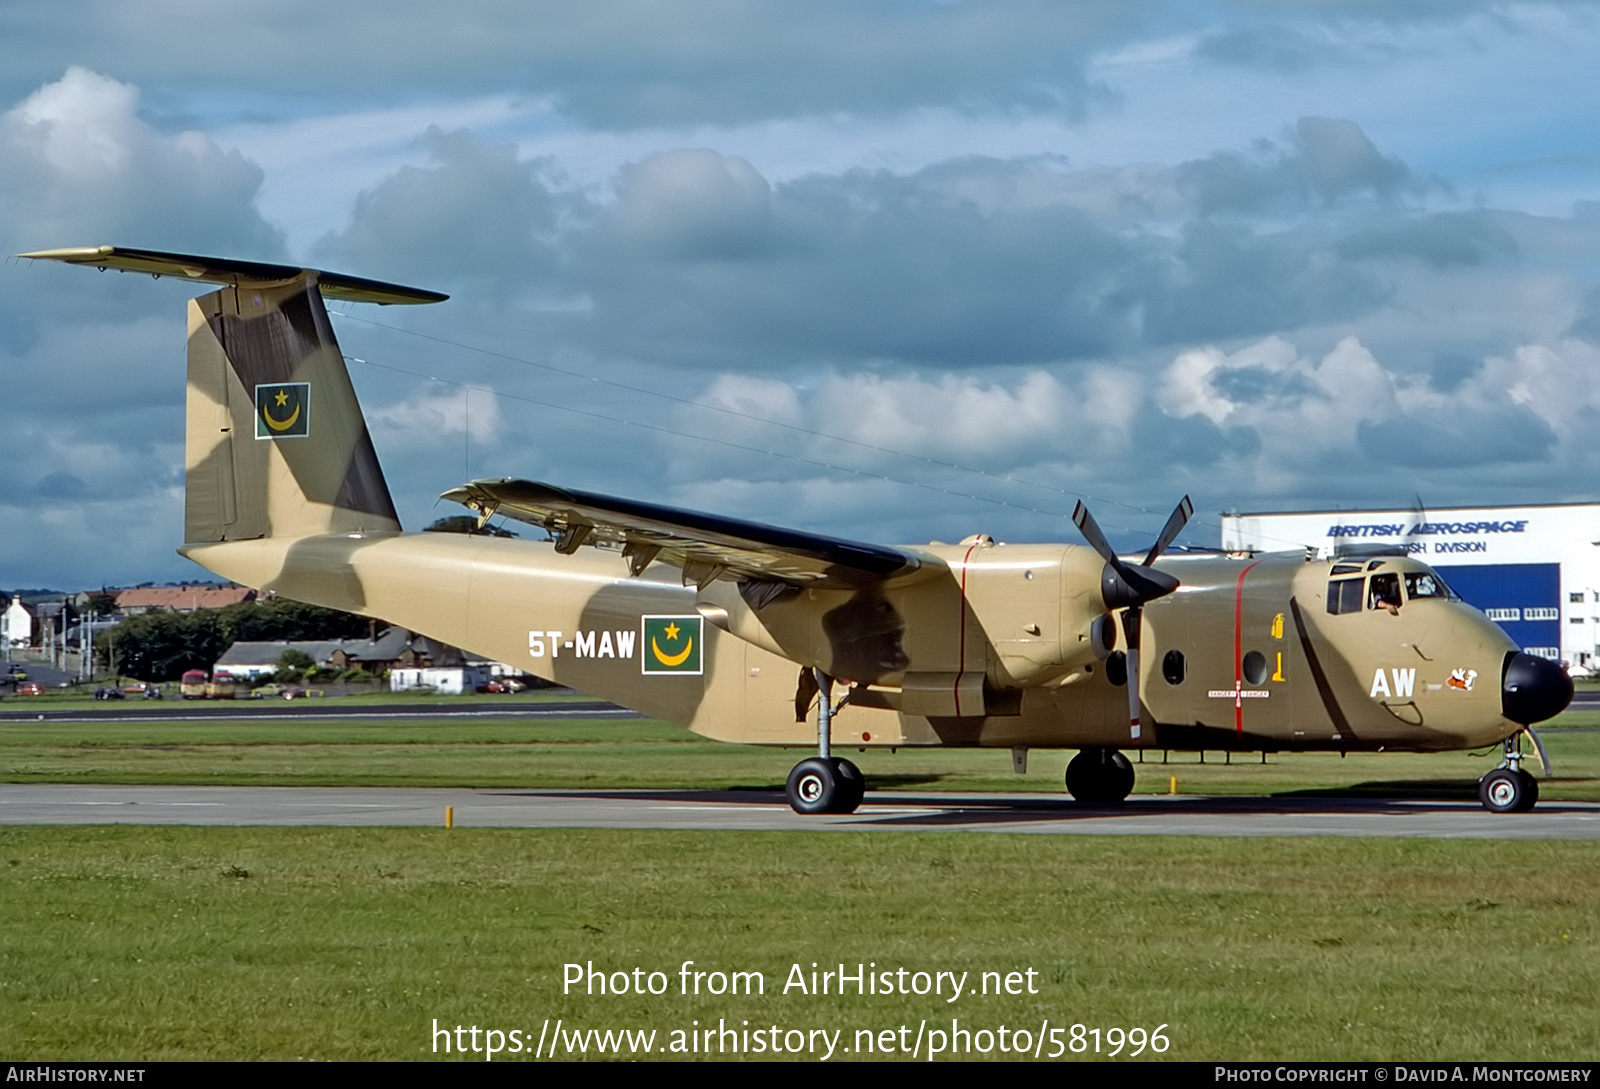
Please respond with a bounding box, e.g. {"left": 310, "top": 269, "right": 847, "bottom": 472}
{"left": 255, "top": 382, "right": 310, "bottom": 439}
{"left": 641, "top": 615, "right": 702, "bottom": 675}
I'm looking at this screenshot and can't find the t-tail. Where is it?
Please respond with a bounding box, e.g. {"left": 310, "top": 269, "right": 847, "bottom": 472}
{"left": 18, "top": 246, "right": 446, "bottom": 544}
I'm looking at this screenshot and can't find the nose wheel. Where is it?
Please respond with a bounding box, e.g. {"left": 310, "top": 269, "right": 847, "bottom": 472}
{"left": 1478, "top": 735, "right": 1540, "bottom": 813}
{"left": 785, "top": 669, "right": 865, "bottom": 814}
{"left": 1065, "top": 747, "right": 1135, "bottom": 803}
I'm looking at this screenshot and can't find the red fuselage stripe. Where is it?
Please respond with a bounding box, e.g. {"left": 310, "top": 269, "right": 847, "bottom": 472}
{"left": 1234, "top": 560, "right": 1263, "bottom": 736}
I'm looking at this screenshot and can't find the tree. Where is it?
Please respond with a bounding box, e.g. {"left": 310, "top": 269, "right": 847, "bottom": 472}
{"left": 95, "top": 599, "right": 378, "bottom": 681}
{"left": 220, "top": 599, "right": 369, "bottom": 643}
{"left": 424, "top": 516, "right": 516, "bottom": 537}
{"left": 275, "top": 648, "right": 316, "bottom": 683}
{"left": 97, "top": 610, "right": 225, "bottom": 681}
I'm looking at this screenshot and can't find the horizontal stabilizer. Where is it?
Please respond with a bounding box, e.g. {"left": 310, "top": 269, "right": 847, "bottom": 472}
{"left": 444, "top": 478, "right": 932, "bottom": 588}
{"left": 17, "top": 246, "right": 447, "bottom": 305}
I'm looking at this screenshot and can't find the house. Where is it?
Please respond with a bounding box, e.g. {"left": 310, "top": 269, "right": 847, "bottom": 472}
{"left": 211, "top": 626, "right": 523, "bottom": 690}
{"left": 388, "top": 664, "right": 496, "bottom": 695}
{"left": 213, "top": 639, "right": 355, "bottom": 680}
{"left": 1, "top": 594, "right": 32, "bottom": 648}
{"left": 115, "top": 584, "right": 256, "bottom": 615}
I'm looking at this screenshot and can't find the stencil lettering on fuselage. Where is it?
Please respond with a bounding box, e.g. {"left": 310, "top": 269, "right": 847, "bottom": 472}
{"left": 1370, "top": 667, "right": 1416, "bottom": 699}
{"left": 528, "top": 629, "right": 638, "bottom": 660}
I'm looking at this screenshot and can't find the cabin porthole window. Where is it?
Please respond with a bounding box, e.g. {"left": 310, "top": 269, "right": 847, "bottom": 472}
{"left": 1162, "top": 649, "right": 1186, "bottom": 685}
{"left": 1241, "top": 650, "right": 1269, "bottom": 686}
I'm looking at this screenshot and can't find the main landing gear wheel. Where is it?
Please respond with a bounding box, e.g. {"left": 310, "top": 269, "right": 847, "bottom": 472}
{"left": 1065, "top": 747, "right": 1135, "bottom": 804}
{"left": 1478, "top": 767, "right": 1538, "bottom": 814}
{"left": 786, "top": 757, "right": 864, "bottom": 815}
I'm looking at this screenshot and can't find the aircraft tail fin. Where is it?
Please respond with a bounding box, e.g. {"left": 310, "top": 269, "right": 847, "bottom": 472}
{"left": 19, "top": 247, "right": 446, "bottom": 543}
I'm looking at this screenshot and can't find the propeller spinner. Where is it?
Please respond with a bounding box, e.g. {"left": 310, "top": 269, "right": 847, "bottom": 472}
{"left": 1072, "top": 496, "right": 1194, "bottom": 741}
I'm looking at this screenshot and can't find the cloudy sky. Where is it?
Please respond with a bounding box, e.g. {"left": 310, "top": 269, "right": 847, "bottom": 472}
{"left": 4, "top": 1, "right": 1600, "bottom": 590}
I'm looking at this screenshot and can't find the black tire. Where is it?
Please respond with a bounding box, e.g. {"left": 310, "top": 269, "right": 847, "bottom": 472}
{"left": 1065, "top": 748, "right": 1135, "bottom": 804}
{"left": 1514, "top": 768, "right": 1540, "bottom": 813}
{"left": 833, "top": 758, "right": 865, "bottom": 814}
{"left": 786, "top": 757, "right": 839, "bottom": 815}
{"left": 1479, "top": 768, "right": 1532, "bottom": 813}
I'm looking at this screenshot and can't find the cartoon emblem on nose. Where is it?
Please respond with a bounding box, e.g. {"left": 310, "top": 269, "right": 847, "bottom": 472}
{"left": 1446, "top": 668, "right": 1477, "bottom": 692}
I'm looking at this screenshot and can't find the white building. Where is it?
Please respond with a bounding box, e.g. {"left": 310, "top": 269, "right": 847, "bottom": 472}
{"left": 389, "top": 664, "right": 495, "bottom": 695}
{"left": 1, "top": 595, "right": 32, "bottom": 648}
{"left": 1221, "top": 503, "right": 1600, "bottom": 669}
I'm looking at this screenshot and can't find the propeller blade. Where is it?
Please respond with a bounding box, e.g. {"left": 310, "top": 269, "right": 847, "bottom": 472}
{"left": 1075, "top": 498, "right": 1184, "bottom": 611}
{"left": 1121, "top": 605, "right": 1144, "bottom": 741}
{"left": 1142, "top": 495, "right": 1194, "bottom": 567}
{"left": 1071, "top": 501, "right": 1118, "bottom": 567}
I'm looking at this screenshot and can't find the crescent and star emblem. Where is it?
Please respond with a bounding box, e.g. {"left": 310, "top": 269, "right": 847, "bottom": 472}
{"left": 262, "top": 389, "right": 301, "bottom": 432}
{"left": 641, "top": 616, "right": 701, "bottom": 673}
{"left": 255, "top": 382, "right": 309, "bottom": 438}
{"left": 651, "top": 623, "right": 693, "bottom": 666}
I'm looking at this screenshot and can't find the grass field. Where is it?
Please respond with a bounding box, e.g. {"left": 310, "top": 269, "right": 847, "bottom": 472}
{"left": 1, "top": 703, "right": 1597, "bottom": 801}
{"left": 3, "top": 698, "right": 1596, "bottom": 1063}
{"left": 0, "top": 827, "right": 1595, "bottom": 1062}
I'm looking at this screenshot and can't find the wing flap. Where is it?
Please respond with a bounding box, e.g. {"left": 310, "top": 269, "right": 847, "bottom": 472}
{"left": 17, "top": 246, "right": 447, "bottom": 305}
{"left": 444, "top": 478, "right": 931, "bottom": 588}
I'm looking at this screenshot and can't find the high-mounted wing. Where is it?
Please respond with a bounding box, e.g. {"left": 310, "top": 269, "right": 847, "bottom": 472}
{"left": 444, "top": 478, "right": 932, "bottom": 589}
{"left": 17, "top": 246, "right": 448, "bottom": 306}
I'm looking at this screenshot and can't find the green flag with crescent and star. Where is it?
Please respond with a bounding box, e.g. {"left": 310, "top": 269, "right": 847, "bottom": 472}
{"left": 641, "top": 615, "right": 702, "bottom": 675}
{"left": 255, "top": 382, "right": 310, "bottom": 439}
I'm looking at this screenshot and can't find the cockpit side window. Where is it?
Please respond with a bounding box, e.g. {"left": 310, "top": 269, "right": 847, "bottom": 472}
{"left": 1327, "top": 578, "right": 1365, "bottom": 615}
{"left": 1369, "top": 572, "right": 1401, "bottom": 611}
{"left": 1404, "top": 572, "right": 1454, "bottom": 600}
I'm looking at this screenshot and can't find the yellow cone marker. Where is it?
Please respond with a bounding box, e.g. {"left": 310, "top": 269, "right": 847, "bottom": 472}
{"left": 445, "top": 805, "right": 454, "bottom": 829}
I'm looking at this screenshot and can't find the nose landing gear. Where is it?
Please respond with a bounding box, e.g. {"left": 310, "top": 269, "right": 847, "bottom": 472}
{"left": 1478, "top": 734, "right": 1540, "bottom": 813}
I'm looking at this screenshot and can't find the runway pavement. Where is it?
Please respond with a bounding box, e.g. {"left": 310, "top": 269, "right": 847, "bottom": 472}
{"left": 3, "top": 783, "right": 1597, "bottom": 837}
{"left": 0, "top": 699, "right": 640, "bottom": 723}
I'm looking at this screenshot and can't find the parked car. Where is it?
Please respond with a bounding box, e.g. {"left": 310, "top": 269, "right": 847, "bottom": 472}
{"left": 15, "top": 681, "right": 44, "bottom": 696}
{"left": 94, "top": 686, "right": 126, "bottom": 700}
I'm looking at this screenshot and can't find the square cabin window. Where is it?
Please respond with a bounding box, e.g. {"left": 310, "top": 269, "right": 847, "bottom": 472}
{"left": 1327, "top": 578, "right": 1364, "bottom": 615}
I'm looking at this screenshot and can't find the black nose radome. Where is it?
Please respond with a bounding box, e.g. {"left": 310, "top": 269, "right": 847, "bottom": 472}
{"left": 1502, "top": 652, "right": 1573, "bottom": 725}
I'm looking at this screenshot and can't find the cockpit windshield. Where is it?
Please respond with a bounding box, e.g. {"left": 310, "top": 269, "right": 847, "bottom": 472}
{"left": 1327, "top": 564, "right": 1459, "bottom": 615}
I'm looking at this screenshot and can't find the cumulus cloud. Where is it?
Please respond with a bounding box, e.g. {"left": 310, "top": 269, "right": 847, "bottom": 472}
{"left": 313, "top": 127, "right": 567, "bottom": 295}
{"left": 1149, "top": 331, "right": 1600, "bottom": 505}
{"left": 0, "top": 67, "right": 281, "bottom": 257}
{"left": 0, "top": 2, "right": 1141, "bottom": 129}
{"left": 609, "top": 150, "right": 775, "bottom": 260}
{"left": 279, "top": 108, "right": 1600, "bottom": 545}
{"left": 303, "top": 119, "right": 1563, "bottom": 384}
{"left": 369, "top": 385, "right": 503, "bottom": 442}
{"left": 5, "top": 43, "right": 1600, "bottom": 584}
{"left": 1176, "top": 116, "right": 1412, "bottom": 215}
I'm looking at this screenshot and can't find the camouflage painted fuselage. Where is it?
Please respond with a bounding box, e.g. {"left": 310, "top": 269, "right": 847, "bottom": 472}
{"left": 21, "top": 247, "right": 1548, "bottom": 760}
{"left": 183, "top": 532, "right": 1525, "bottom": 754}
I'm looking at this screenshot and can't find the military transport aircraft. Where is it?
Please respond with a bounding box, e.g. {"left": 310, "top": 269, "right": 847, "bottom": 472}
{"left": 20, "top": 246, "right": 1574, "bottom": 814}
